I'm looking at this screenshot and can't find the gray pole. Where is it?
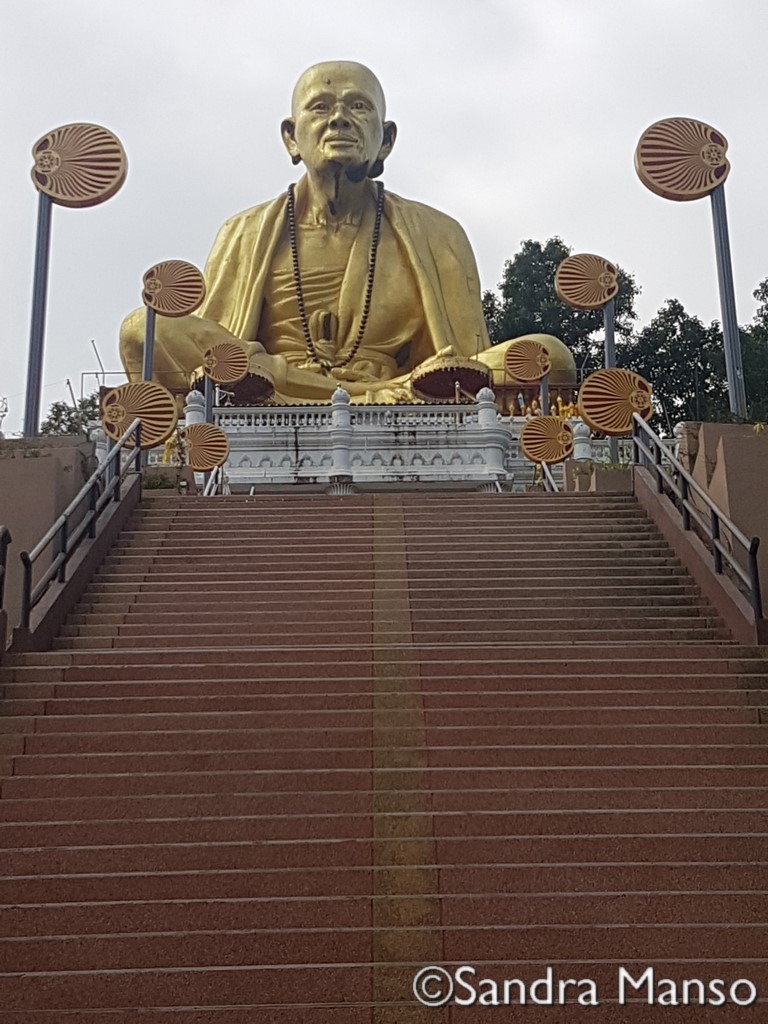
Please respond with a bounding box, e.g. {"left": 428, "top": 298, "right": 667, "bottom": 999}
{"left": 22, "top": 192, "right": 54, "bottom": 436}
{"left": 604, "top": 297, "right": 616, "bottom": 368}
{"left": 604, "top": 298, "right": 619, "bottom": 462}
{"left": 710, "top": 184, "right": 747, "bottom": 419}
{"left": 204, "top": 375, "right": 214, "bottom": 423}
{"left": 539, "top": 374, "right": 550, "bottom": 416}
{"left": 142, "top": 307, "right": 156, "bottom": 382}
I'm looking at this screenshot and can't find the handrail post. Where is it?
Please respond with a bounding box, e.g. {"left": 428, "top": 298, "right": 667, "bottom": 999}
{"left": 749, "top": 537, "right": 763, "bottom": 621}
{"left": 680, "top": 476, "right": 690, "bottom": 530}
{"left": 134, "top": 422, "right": 142, "bottom": 476}
{"left": 57, "top": 519, "right": 68, "bottom": 583}
{"left": 88, "top": 481, "right": 98, "bottom": 539}
{"left": 0, "top": 528, "right": 10, "bottom": 607}
{"left": 20, "top": 552, "right": 32, "bottom": 629}
{"left": 711, "top": 508, "right": 723, "bottom": 574}
{"left": 113, "top": 442, "right": 122, "bottom": 503}
{"left": 654, "top": 439, "right": 664, "bottom": 493}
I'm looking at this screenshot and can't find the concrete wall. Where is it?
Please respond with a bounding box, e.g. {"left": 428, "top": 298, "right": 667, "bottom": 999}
{"left": 678, "top": 423, "right": 768, "bottom": 614}
{"left": 0, "top": 436, "right": 95, "bottom": 643}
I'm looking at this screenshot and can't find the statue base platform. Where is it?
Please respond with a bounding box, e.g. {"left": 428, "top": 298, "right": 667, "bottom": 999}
{"left": 175, "top": 386, "right": 551, "bottom": 492}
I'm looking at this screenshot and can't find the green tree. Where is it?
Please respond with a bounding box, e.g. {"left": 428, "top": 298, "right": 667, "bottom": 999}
{"left": 483, "top": 237, "right": 640, "bottom": 375}
{"left": 40, "top": 393, "right": 100, "bottom": 436}
{"left": 741, "top": 279, "right": 768, "bottom": 421}
{"left": 617, "top": 299, "right": 728, "bottom": 431}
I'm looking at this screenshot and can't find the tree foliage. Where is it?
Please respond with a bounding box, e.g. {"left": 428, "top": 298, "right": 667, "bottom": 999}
{"left": 616, "top": 300, "right": 728, "bottom": 431}
{"left": 483, "top": 237, "right": 640, "bottom": 375}
{"left": 741, "top": 279, "right": 768, "bottom": 421}
{"left": 40, "top": 393, "right": 100, "bottom": 436}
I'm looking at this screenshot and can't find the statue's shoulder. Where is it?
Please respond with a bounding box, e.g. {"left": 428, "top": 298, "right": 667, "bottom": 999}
{"left": 217, "top": 194, "right": 287, "bottom": 234}
{"left": 384, "top": 189, "right": 471, "bottom": 242}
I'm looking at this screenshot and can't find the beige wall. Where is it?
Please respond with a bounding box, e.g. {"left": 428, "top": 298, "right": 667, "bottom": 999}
{"left": 682, "top": 424, "right": 768, "bottom": 609}
{"left": 0, "top": 437, "right": 95, "bottom": 644}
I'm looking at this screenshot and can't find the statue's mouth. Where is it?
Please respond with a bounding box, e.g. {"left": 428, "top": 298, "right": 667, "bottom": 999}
{"left": 326, "top": 133, "right": 358, "bottom": 144}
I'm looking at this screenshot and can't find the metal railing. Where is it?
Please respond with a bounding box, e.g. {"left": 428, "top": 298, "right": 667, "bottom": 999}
{"left": 19, "top": 419, "right": 142, "bottom": 629}
{"left": 541, "top": 462, "right": 560, "bottom": 493}
{"left": 202, "top": 465, "right": 223, "bottom": 497}
{"left": 632, "top": 413, "right": 763, "bottom": 620}
{"left": 0, "top": 526, "right": 11, "bottom": 608}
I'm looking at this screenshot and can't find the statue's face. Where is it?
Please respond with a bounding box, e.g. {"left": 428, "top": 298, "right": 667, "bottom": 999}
{"left": 282, "top": 61, "right": 395, "bottom": 177}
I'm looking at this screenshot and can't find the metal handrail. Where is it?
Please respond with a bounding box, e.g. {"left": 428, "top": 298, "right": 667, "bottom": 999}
{"left": 0, "top": 526, "right": 11, "bottom": 608}
{"left": 632, "top": 413, "right": 762, "bottom": 620}
{"left": 541, "top": 462, "right": 559, "bottom": 493}
{"left": 203, "top": 465, "right": 223, "bottom": 497}
{"left": 19, "top": 419, "right": 142, "bottom": 628}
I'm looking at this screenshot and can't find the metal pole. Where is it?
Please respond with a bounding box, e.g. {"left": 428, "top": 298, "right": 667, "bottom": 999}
{"left": 142, "top": 307, "right": 156, "bottom": 382}
{"left": 603, "top": 298, "right": 616, "bottom": 369}
{"left": 539, "top": 374, "right": 550, "bottom": 416}
{"left": 204, "top": 375, "right": 214, "bottom": 424}
{"left": 23, "top": 193, "right": 54, "bottom": 436}
{"left": 603, "top": 298, "right": 619, "bottom": 463}
{"left": 710, "top": 185, "right": 747, "bottom": 419}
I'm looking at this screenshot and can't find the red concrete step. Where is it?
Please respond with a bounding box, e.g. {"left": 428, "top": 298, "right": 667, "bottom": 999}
{"left": 15, "top": 697, "right": 757, "bottom": 724}
{"left": 0, "top": 963, "right": 371, "bottom": 1015}
{"left": 0, "top": 895, "right": 371, "bottom": 937}
{"left": 0, "top": 1008, "right": 370, "bottom": 1024}
{"left": 7, "top": 680, "right": 759, "bottom": 706}
{"left": 0, "top": 927, "right": 372, "bottom": 972}
{"left": 1, "top": 808, "right": 765, "bottom": 849}
{"left": 2, "top": 784, "right": 765, "bottom": 828}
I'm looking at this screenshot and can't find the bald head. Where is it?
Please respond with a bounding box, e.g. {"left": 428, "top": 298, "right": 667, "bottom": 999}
{"left": 282, "top": 60, "right": 396, "bottom": 179}
{"left": 291, "top": 61, "right": 386, "bottom": 118}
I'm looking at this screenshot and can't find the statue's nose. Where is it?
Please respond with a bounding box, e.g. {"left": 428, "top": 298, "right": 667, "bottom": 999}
{"left": 329, "top": 108, "right": 352, "bottom": 129}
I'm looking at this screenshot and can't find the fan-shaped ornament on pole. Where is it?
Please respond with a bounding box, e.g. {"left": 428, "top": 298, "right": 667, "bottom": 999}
{"left": 504, "top": 339, "right": 552, "bottom": 382}
{"left": 100, "top": 380, "right": 179, "bottom": 449}
{"left": 142, "top": 261, "right": 206, "bottom": 317}
{"left": 634, "top": 117, "right": 730, "bottom": 202}
{"left": 140, "top": 260, "right": 207, "bottom": 385}
{"left": 577, "top": 368, "right": 653, "bottom": 436}
{"left": 202, "top": 342, "right": 250, "bottom": 385}
{"left": 634, "top": 117, "right": 745, "bottom": 418}
{"left": 24, "top": 123, "right": 127, "bottom": 436}
{"left": 520, "top": 416, "right": 574, "bottom": 464}
{"left": 555, "top": 254, "right": 619, "bottom": 311}
{"left": 181, "top": 423, "right": 230, "bottom": 472}
{"left": 31, "top": 123, "right": 127, "bottom": 209}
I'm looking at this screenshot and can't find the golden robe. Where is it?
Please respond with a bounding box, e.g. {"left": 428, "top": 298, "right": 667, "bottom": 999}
{"left": 196, "top": 180, "right": 490, "bottom": 389}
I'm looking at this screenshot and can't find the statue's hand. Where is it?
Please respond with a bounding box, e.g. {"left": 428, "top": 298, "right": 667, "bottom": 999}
{"left": 242, "top": 340, "right": 267, "bottom": 357}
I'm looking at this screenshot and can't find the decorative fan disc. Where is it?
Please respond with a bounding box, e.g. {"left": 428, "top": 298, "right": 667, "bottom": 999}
{"left": 411, "top": 357, "right": 492, "bottom": 402}
{"left": 520, "top": 416, "right": 574, "bottom": 464}
{"left": 635, "top": 117, "right": 730, "bottom": 202}
{"left": 31, "top": 123, "right": 127, "bottom": 208}
{"left": 142, "top": 261, "right": 206, "bottom": 317}
{"left": 577, "top": 368, "right": 653, "bottom": 435}
{"left": 100, "top": 381, "right": 179, "bottom": 449}
{"left": 504, "top": 339, "right": 552, "bottom": 382}
{"left": 181, "top": 422, "right": 230, "bottom": 471}
{"left": 192, "top": 360, "right": 275, "bottom": 406}
{"left": 555, "top": 254, "right": 619, "bottom": 310}
{"left": 202, "top": 342, "right": 249, "bottom": 384}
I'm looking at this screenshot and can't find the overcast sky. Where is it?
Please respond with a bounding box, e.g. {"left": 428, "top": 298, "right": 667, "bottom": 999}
{"left": 2, "top": 0, "right": 767, "bottom": 434}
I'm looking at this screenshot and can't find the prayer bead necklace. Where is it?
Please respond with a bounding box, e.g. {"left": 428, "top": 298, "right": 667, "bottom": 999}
{"left": 286, "top": 180, "right": 384, "bottom": 370}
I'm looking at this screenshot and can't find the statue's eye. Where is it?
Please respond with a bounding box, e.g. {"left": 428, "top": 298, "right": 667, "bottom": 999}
{"left": 352, "top": 101, "right": 368, "bottom": 110}
{"left": 311, "top": 101, "right": 328, "bottom": 111}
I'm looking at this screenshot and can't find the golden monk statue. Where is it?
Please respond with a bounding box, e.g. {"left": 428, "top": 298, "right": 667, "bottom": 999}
{"left": 120, "top": 60, "right": 574, "bottom": 403}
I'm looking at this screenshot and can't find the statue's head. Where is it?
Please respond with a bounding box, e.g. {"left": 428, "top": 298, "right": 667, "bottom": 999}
{"left": 281, "top": 61, "right": 397, "bottom": 180}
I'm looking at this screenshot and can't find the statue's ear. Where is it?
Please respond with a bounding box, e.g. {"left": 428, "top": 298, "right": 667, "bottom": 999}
{"left": 369, "top": 120, "right": 397, "bottom": 179}
{"left": 281, "top": 118, "right": 302, "bottom": 165}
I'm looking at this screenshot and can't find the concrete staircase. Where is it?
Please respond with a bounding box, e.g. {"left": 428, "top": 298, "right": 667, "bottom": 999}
{"left": 1, "top": 491, "right": 767, "bottom": 1021}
